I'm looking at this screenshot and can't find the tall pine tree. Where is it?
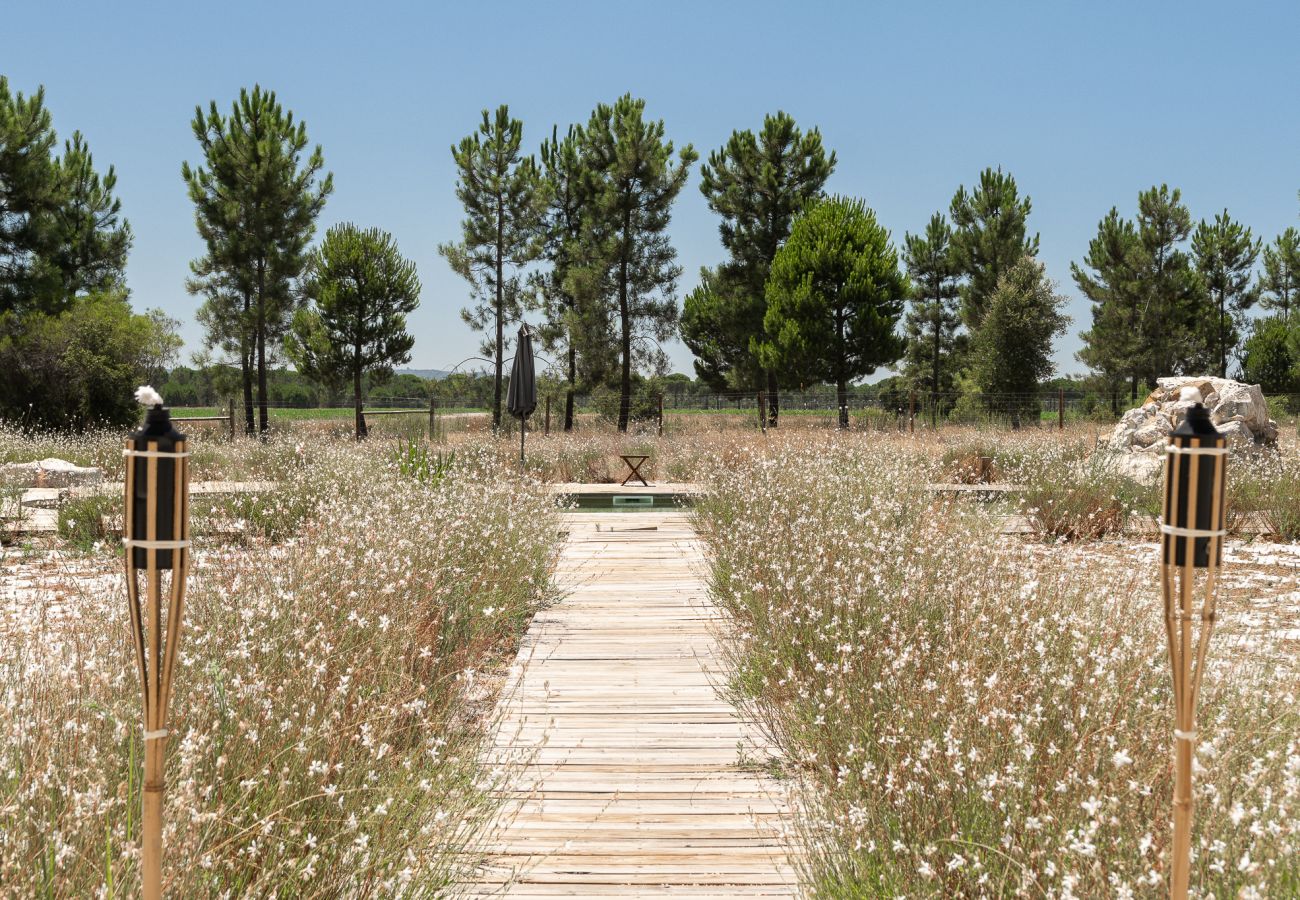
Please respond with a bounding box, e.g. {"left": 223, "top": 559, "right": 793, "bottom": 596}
{"left": 579, "top": 95, "right": 696, "bottom": 432}
{"left": 439, "top": 105, "right": 547, "bottom": 431}
{"left": 1260, "top": 227, "right": 1300, "bottom": 324}
{"left": 1192, "top": 211, "right": 1259, "bottom": 377}
{"left": 683, "top": 112, "right": 834, "bottom": 424}
{"left": 1076, "top": 186, "right": 1203, "bottom": 401}
{"left": 535, "top": 124, "right": 612, "bottom": 431}
{"left": 949, "top": 167, "right": 1039, "bottom": 331}
{"left": 901, "top": 213, "right": 962, "bottom": 423}
{"left": 757, "top": 197, "right": 906, "bottom": 429}
{"left": 183, "top": 86, "right": 332, "bottom": 436}
{"left": 286, "top": 224, "right": 421, "bottom": 438}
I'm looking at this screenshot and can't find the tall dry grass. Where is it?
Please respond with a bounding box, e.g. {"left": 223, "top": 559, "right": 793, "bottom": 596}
{"left": 693, "top": 436, "right": 1300, "bottom": 897}
{"left": 1, "top": 439, "right": 559, "bottom": 895}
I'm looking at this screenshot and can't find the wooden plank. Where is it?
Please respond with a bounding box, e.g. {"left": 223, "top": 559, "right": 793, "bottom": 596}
{"left": 466, "top": 511, "right": 797, "bottom": 896}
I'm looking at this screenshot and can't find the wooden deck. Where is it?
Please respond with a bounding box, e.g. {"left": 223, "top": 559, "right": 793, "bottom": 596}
{"left": 467, "top": 511, "right": 797, "bottom": 898}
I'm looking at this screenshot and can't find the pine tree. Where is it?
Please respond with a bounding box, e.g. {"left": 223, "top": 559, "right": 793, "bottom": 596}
{"left": 1260, "top": 227, "right": 1300, "bottom": 324}
{"left": 949, "top": 167, "right": 1039, "bottom": 331}
{"left": 286, "top": 224, "right": 421, "bottom": 438}
{"left": 536, "top": 124, "right": 611, "bottom": 431}
{"left": 0, "top": 78, "right": 60, "bottom": 315}
{"left": 901, "top": 213, "right": 962, "bottom": 423}
{"left": 757, "top": 196, "right": 907, "bottom": 428}
{"left": 972, "top": 256, "right": 1069, "bottom": 427}
{"left": 1, "top": 79, "right": 129, "bottom": 316}
{"left": 439, "top": 105, "right": 547, "bottom": 432}
{"left": 1075, "top": 186, "right": 1203, "bottom": 402}
{"left": 684, "top": 112, "right": 834, "bottom": 424}
{"left": 1192, "top": 210, "right": 1259, "bottom": 377}
{"left": 579, "top": 95, "right": 696, "bottom": 432}
{"left": 183, "top": 86, "right": 333, "bottom": 436}
{"left": 1074, "top": 208, "right": 1143, "bottom": 409}
{"left": 46, "top": 131, "right": 131, "bottom": 300}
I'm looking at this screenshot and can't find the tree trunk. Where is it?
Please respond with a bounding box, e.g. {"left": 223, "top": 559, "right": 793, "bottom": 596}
{"left": 241, "top": 341, "right": 255, "bottom": 436}
{"left": 765, "top": 370, "right": 779, "bottom": 428}
{"left": 353, "top": 360, "right": 366, "bottom": 440}
{"left": 255, "top": 261, "right": 269, "bottom": 439}
{"left": 493, "top": 202, "right": 505, "bottom": 433}
{"left": 564, "top": 339, "right": 576, "bottom": 432}
{"left": 617, "top": 212, "right": 632, "bottom": 434}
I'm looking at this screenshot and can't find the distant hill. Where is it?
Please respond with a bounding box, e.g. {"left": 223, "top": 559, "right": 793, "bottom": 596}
{"left": 396, "top": 368, "right": 452, "bottom": 380}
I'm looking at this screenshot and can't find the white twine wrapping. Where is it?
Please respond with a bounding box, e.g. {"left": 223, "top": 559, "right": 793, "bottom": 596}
{"left": 1165, "top": 444, "right": 1228, "bottom": 456}
{"left": 142, "top": 729, "right": 168, "bottom": 741}
{"left": 122, "top": 449, "right": 190, "bottom": 459}
{"left": 1159, "top": 524, "right": 1227, "bottom": 539}
{"left": 122, "top": 539, "right": 190, "bottom": 550}
{"left": 1174, "top": 729, "right": 1196, "bottom": 742}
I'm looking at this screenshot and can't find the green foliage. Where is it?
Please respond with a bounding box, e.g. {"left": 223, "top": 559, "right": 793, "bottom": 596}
{"left": 758, "top": 196, "right": 907, "bottom": 427}
{"left": 948, "top": 167, "right": 1039, "bottom": 330}
{"left": 57, "top": 492, "right": 115, "bottom": 552}
{"left": 901, "top": 213, "right": 964, "bottom": 408}
{"left": 183, "top": 85, "right": 333, "bottom": 435}
{"left": 1193, "top": 210, "right": 1259, "bottom": 377}
{"left": 577, "top": 95, "right": 696, "bottom": 432}
{"left": 534, "top": 124, "right": 615, "bottom": 431}
{"left": 0, "top": 291, "right": 160, "bottom": 429}
{"left": 439, "top": 105, "right": 547, "bottom": 431}
{"left": 287, "top": 223, "right": 421, "bottom": 438}
{"left": 1240, "top": 315, "right": 1299, "bottom": 394}
{"left": 971, "top": 256, "right": 1069, "bottom": 426}
{"left": 684, "top": 112, "right": 834, "bottom": 400}
{"left": 1075, "top": 185, "right": 1204, "bottom": 398}
{"left": 0, "top": 78, "right": 130, "bottom": 317}
{"left": 390, "top": 438, "right": 455, "bottom": 487}
{"left": 1260, "top": 227, "right": 1300, "bottom": 323}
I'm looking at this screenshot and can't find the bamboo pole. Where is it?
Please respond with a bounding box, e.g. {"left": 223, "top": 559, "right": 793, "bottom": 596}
{"left": 125, "top": 421, "right": 190, "bottom": 900}
{"left": 1159, "top": 404, "right": 1225, "bottom": 900}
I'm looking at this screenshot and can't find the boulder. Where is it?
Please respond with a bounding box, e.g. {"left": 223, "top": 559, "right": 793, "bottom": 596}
{"left": 1109, "top": 377, "right": 1277, "bottom": 455}
{"left": 0, "top": 458, "right": 104, "bottom": 488}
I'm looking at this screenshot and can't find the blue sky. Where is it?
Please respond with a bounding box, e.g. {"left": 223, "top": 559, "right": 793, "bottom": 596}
{"left": 6, "top": 0, "right": 1298, "bottom": 378}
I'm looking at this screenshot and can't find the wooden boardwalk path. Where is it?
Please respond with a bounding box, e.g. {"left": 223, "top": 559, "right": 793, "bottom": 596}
{"left": 467, "top": 511, "right": 797, "bottom": 898}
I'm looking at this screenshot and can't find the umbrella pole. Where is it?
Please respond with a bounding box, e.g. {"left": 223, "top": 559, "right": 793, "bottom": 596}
{"left": 520, "top": 415, "right": 526, "bottom": 472}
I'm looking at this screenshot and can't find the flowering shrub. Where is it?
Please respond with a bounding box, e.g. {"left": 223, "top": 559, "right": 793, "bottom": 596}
{"left": 695, "top": 438, "right": 1300, "bottom": 897}
{"left": 1, "top": 440, "right": 559, "bottom": 895}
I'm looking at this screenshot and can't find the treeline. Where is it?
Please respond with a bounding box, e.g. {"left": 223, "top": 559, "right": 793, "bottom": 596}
{"left": 6, "top": 76, "right": 1298, "bottom": 435}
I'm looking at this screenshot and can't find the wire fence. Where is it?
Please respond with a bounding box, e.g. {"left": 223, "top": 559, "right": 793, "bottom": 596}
{"left": 174, "top": 388, "right": 1300, "bottom": 439}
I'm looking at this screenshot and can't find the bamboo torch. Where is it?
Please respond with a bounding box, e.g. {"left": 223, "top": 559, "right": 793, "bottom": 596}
{"left": 1159, "top": 398, "right": 1226, "bottom": 900}
{"left": 123, "top": 386, "right": 190, "bottom": 900}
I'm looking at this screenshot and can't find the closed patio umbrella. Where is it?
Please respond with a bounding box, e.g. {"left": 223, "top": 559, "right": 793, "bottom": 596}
{"left": 506, "top": 324, "right": 537, "bottom": 469}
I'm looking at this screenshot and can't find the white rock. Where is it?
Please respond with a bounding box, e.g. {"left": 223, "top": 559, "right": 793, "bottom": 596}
{"left": 1105, "top": 451, "right": 1164, "bottom": 486}
{"left": 1215, "top": 420, "right": 1255, "bottom": 450}
{"left": 0, "top": 458, "right": 104, "bottom": 488}
{"left": 1112, "top": 377, "right": 1277, "bottom": 451}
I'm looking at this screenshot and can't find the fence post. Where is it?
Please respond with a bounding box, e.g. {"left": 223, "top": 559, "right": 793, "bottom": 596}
{"left": 428, "top": 397, "right": 437, "bottom": 442}
{"left": 1058, "top": 388, "right": 1065, "bottom": 431}
{"left": 757, "top": 392, "right": 766, "bottom": 433}
{"left": 227, "top": 397, "right": 235, "bottom": 440}
{"left": 930, "top": 391, "right": 937, "bottom": 430}
{"left": 908, "top": 392, "right": 916, "bottom": 434}
{"left": 658, "top": 394, "right": 664, "bottom": 437}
